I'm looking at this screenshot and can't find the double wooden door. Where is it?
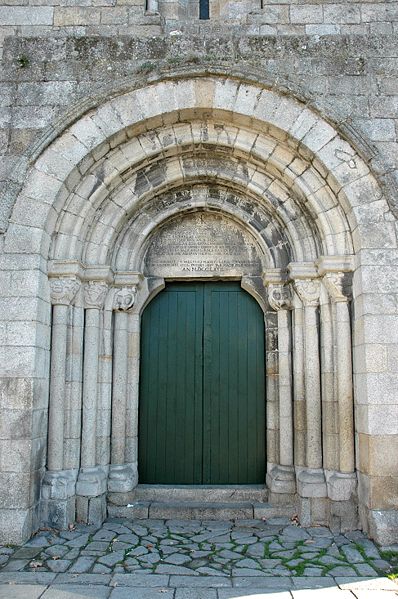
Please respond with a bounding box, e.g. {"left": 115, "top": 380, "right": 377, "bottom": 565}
{"left": 138, "top": 282, "right": 265, "bottom": 484}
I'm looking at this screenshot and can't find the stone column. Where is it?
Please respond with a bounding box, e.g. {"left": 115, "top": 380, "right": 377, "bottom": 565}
{"left": 293, "top": 276, "right": 327, "bottom": 508}
{"left": 146, "top": 0, "right": 159, "bottom": 13}
{"left": 292, "top": 293, "right": 306, "bottom": 467}
{"left": 76, "top": 280, "right": 108, "bottom": 524}
{"left": 323, "top": 271, "right": 356, "bottom": 504}
{"left": 42, "top": 276, "right": 80, "bottom": 528}
{"left": 267, "top": 283, "right": 295, "bottom": 497}
{"left": 108, "top": 287, "right": 138, "bottom": 493}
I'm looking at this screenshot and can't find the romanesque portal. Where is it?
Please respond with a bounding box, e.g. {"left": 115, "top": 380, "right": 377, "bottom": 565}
{"left": 1, "top": 74, "right": 396, "bottom": 545}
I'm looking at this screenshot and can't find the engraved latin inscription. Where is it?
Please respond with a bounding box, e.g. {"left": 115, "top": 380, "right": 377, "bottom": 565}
{"left": 145, "top": 213, "right": 262, "bottom": 277}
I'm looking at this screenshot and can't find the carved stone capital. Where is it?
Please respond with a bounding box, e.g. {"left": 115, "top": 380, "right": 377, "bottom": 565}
{"left": 323, "top": 272, "right": 352, "bottom": 303}
{"left": 84, "top": 281, "right": 108, "bottom": 310}
{"left": 113, "top": 286, "right": 137, "bottom": 312}
{"left": 50, "top": 277, "right": 80, "bottom": 306}
{"left": 294, "top": 279, "right": 320, "bottom": 307}
{"left": 268, "top": 283, "right": 293, "bottom": 311}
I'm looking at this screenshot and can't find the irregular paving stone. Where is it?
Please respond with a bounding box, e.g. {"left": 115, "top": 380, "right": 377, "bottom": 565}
{"left": 156, "top": 563, "right": 198, "bottom": 575}
{"left": 245, "top": 543, "right": 265, "bottom": 557}
{"left": 2, "top": 559, "right": 29, "bottom": 571}
{"left": 372, "top": 558, "right": 393, "bottom": 571}
{"left": 98, "top": 551, "right": 125, "bottom": 567}
{"left": 24, "top": 537, "right": 50, "bottom": 548}
{"left": 92, "top": 530, "right": 116, "bottom": 542}
{"left": 307, "top": 527, "right": 334, "bottom": 537}
{"left": 258, "top": 558, "right": 282, "bottom": 568}
{"left": 12, "top": 547, "right": 42, "bottom": 559}
{"left": 196, "top": 566, "right": 228, "bottom": 576}
{"left": 231, "top": 568, "right": 265, "bottom": 576}
{"left": 66, "top": 534, "right": 90, "bottom": 548}
{"left": 164, "top": 552, "right": 192, "bottom": 565}
{"left": 85, "top": 541, "right": 110, "bottom": 551}
{"left": 327, "top": 565, "right": 358, "bottom": 576}
{"left": 281, "top": 526, "right": 310, "bottom": 541}
{"left": 127, "top": 546, "right": 148, "bottom": 556}
{"left": 45, "top": 545, "right": 69, "bottom": 558}
{"left": 234, "top": 558, "right": 260, "bottom": 569}
{"left": 341, "top": 545, "right": 365, "bottom": 562}
{"left": 62, "top": 548, "right": 80, "bottom": 560}
{"left": 0, "top": 548, "right": 14, "bottom": 555}
{"left": 138, "top": 553, "right": 161, "bottom": 564}
{"left": 46, "top": 559, "right": 71, "bottom": 572}
{"left": 68, "top": 556, "right": 95, "bottom": 573}
{"left": 92, "top": 563, "right": 112, "bottom": 573}
{"left": 0, "top": 556, "right": 8, "bottom": 566}
{"left": 219, "top": 550, "right": 243, "bottom": 560}
{"left": 271, "top": 549, "right": 296, "bottom": 559}
{"left": 317, "top": 555, "right": 342, "bottom": 565}
{"left": 359, "top": 540, "right": 381, "bottom": 559}
{"left": 302, "top": 567, "right": 324, "bottom": 576}
{"left": 354, "top": 562, "right": 380, "bottom": 576}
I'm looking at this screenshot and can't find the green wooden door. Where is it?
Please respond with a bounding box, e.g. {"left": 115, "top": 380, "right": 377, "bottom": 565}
{"left": 139, "top": 282, "right": 265, "bottom": 484}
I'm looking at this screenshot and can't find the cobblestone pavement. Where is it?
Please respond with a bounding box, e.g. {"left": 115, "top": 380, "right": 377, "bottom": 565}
{"left": 0, "top": 517, "right": 398, "bottom": 598}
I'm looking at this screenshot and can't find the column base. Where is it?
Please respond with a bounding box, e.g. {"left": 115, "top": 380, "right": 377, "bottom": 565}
{"left": 108, "top": 462, "right": 138, "bottom": 493}
{"left": 297, "top": 468, "right": 327, "bottom": 498}
{"left": 268, "top": 465, "right": 296, "bottom": 495}
{"left": 76, "top": 466, "right": 107, "bottom": 497}
{"left": 76, "top": 494, "right": 107, "bottom": 526}
{"left": 40, "top": 469, "right": 77, "bottom": 529}
{"left": 325, "top": 470, "right": 357, "bottom": 501}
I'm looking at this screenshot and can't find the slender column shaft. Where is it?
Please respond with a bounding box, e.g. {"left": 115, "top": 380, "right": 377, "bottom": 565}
{"left": 320, "top": 294, "right": 338, "bottom": 471}
{"left": 293, "top": 298, "right": 305, "bottom": 466}
{"left": 126, "top": 312, "right": 140, "bottom": 464}
{"left": 111, "top": 311, "right": 129, "bottom": 464}
{"left": 277, "top": 309, "right": 293, "bottom": 467}
{"left": 304, "top": 302, "right": 322, "bottom": 469}
{"left": 265, "top": 311, "right": 279, "bottom": 466}
{"left": 335, "top": 300, "right": 355, "bottom": 473}
{"left": 81, "top": 307, "right": 101, "bottom": 468}
{"left": 48, "top": 304, "right": 69, "bottom": 471}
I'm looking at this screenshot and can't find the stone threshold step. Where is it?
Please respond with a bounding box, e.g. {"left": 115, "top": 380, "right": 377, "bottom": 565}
{"left": 108, "top": 501, "right": 295, "bottom": 521}
{"left": 133, "top": 484, "right": 268, "bottom": 503}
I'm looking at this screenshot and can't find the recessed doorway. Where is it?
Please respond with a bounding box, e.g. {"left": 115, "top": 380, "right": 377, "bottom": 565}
{"left": 138, "top": 282, "right": 266, "bottom": 485}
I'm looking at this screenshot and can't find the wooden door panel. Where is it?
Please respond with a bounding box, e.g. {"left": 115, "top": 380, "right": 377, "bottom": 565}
{"left": 139, "top": 283, "right": 203, "bottom": 484}
{"left": 138, "top": 281, "right": 265, "bottom": 485}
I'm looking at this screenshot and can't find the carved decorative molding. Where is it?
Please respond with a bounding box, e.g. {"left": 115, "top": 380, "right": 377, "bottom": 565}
{"left": 268, "top": 283, "right": 293, "bottom": 311}
{"left": 293, "top": 279, "right": 320, "bottom": 307}
{"left": 323, "top": 272, "right": 352, "bottom": 303}
{"left": 113, "top": 286, "right": 137, "bottom": 311}
{"left": 50, "top": 277, "right": 80, "bottom": 306}
{"left": 83, "top": 282, "right": 108, "bottom": 310}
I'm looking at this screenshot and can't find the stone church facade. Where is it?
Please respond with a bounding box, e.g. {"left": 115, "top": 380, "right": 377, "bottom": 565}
{"left": 1, "top": 0, "right": 398, "bottom": 546}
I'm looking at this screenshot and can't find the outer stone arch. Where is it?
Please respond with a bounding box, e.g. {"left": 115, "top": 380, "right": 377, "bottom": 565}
{"left": 1, "top": 73, "right": 396, "bottom": 545}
